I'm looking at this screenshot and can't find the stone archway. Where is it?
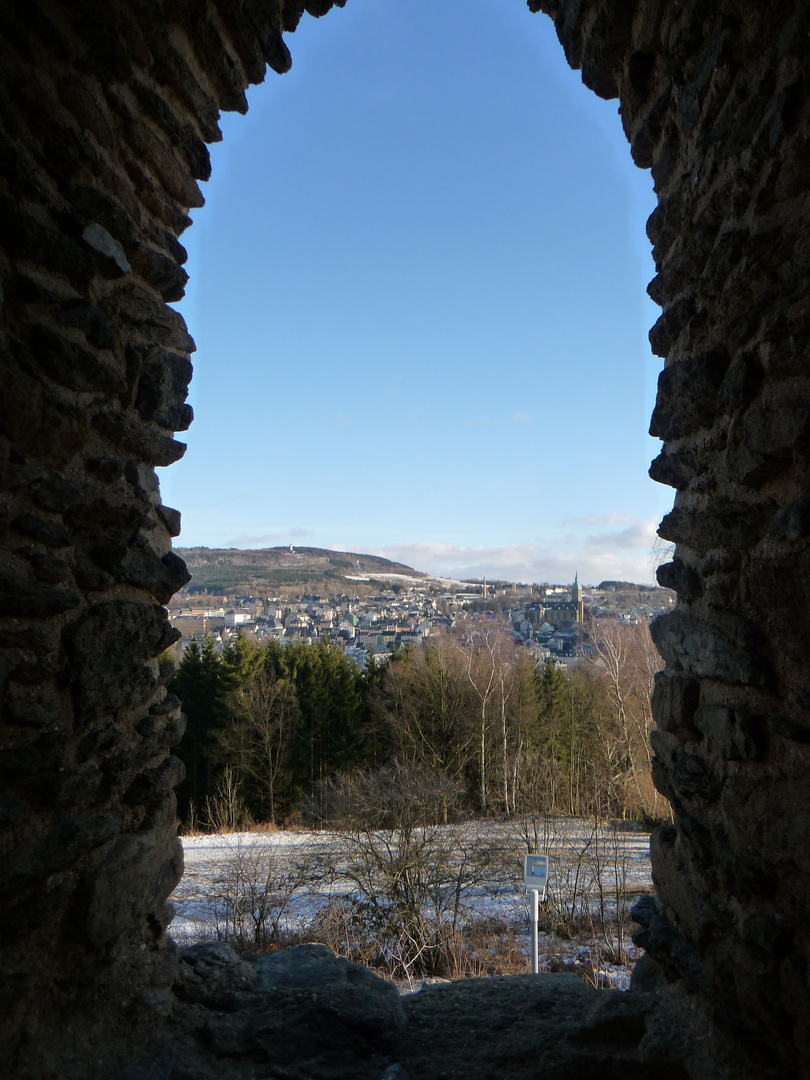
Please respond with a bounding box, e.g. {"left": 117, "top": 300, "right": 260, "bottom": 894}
{"left": 1, "top": 1, "right": 809, "bottom": 1076}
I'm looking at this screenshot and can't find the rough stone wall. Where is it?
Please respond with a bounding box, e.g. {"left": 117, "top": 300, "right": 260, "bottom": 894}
{"left": 1, "top": 0, "right": 809, "bottom": 1076}
{"left": 0, "top": 1, "right": 325, "bottom": 1071}
{"left": 532, "top": 1, "right": 810, "bottom": 1074}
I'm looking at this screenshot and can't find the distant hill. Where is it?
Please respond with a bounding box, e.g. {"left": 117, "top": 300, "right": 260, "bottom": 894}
{"left": 174, "top": 546, "right": 426, "bottom": 596}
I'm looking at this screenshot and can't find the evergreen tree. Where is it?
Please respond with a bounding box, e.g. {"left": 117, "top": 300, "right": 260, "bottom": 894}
{"left": 221, "top": 630, "right": 263, "bottom": 690}
{"left": 171, "top": 636, "right": 231, "bottom": 820}
{"left": 356, "top": 647, "right": 391, "bottom": 768}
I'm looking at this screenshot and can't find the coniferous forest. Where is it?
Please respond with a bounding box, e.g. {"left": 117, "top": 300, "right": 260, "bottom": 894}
{"left": 171, "top": 618, "right": 666, "bottom": 830}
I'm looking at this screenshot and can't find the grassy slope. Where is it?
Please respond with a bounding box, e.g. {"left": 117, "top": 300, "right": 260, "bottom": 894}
{"left": 174, "top": 546, "right": 425, "bottom": 595}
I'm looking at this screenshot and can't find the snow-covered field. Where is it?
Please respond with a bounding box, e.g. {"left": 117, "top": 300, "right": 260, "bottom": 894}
{"left": 169, "top": 818, "right": 653, "bottom": 991}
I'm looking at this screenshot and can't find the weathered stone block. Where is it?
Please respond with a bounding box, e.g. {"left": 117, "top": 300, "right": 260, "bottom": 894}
{"left": 11, "top": 513, "right": 71, "bottom": 548}
{"left": 0, "top": 574, "right": 81, "bottom": 617}
{"left": 0, "top": 812, "right": 120, "bottom": 897}
{"left": 717, "top": 350, "right": 763, "bottom": 413}
{"left": 67, "top": 601, "right": 175, "bottom": 723}
{"left": 124, "top": 755, "right": 185, "bottom": 809}
{"left": 650, "top": 609, "right": 770, "bottom": 687}
{"left": 175, "top": 941, "right": 257, "bottom": 1007}
{"left": 651, "top": 669, "right": 700, "bottom": 735}
{"left": 80, "top": 221, "right": 132, "bottom": 276}
{"left": 693, "top": 703, "right": 766, "bottom": 761}
{"left": 658, "top": 498, "right": 774, "bottom": 554}
{"left": 81, "top": 827, "right": 183, "bottom": 947}
{"left": 91, "top": 411, "right": 187, "bottom": 466}
{"left": 655, "top": 557, "right": 702, "bottom": 599}
{"left": 649, "top": 447, "right": 702, "bottom": 490}
{"left": 727, "top": 383, "right": 810, "bottom": 485}
{"left": 650, "top": 350, "right": 729, "bottom": 440}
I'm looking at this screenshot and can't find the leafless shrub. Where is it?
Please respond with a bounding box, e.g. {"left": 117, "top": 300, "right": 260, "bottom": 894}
{"left": 207, "top": 834, "right": 309, "bottom": 951}
{"left": 203, "top": 766, "right": 250, "bottom": 833}
{"left": 179, "top": 797, "right": 200, "bottom": 836}
{"left": 309, "top": 762, "right": 467, "bottom": 829}
{"left": 591, "top": 819, "right": 631, "bottom": 964}
{"left": 307, "top": 898, "right": 384, "bottom": 971}
{"left": 305, "top": 765, "right": 507, "bottom": 980}
{"left": 442, "top": 914, "right": 529, "bottom": 980}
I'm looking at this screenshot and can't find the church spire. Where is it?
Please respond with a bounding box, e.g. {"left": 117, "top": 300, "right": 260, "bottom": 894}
{"left": 572, "top": 572, "right": 583, "bottom": 612}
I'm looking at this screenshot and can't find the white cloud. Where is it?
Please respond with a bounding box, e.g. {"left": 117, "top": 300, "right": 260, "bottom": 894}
{"left": 375, "top": 516, "right": 661, "bottom": 586}
{"left": 584, "top": 515, "right": 659, "bottom": 551}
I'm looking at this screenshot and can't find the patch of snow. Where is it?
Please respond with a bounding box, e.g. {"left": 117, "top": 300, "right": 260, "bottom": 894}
{"left": 170, "top": 818, "right": 653, "bottom": 989}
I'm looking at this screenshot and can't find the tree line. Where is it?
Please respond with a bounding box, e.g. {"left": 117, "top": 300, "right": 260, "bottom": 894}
{"left": 170, "top": 617, "right": 666, "bottom": 830}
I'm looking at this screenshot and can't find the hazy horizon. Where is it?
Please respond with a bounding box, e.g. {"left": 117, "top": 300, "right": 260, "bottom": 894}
{"left": 174, "top": 540, "right": 669, "bottom": 590}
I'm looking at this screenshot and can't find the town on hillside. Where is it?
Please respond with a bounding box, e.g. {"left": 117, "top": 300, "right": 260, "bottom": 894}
{"left": 168, "top": 567, "right": 675, "bottom": 669}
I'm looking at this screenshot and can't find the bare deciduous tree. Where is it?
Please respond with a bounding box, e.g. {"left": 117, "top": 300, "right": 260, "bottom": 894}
{"left": 590, "top": 618, "right": 665, "bottom": 819}
{"left": 454, "top": 618, "right": 514, "bottom": 816}
{"left": 218, "top": 670, "right": 300, "bottom": 823}
{"left": 383, "top": 635, "right": 474, "bottom": 784}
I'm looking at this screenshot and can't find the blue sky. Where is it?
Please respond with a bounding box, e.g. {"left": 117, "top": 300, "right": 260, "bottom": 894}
{"left": 161, "top": 0, "right": 673, "bottom": 586}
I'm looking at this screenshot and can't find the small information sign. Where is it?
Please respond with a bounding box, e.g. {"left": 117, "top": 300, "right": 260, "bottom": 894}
{"left": 524, "top": 854, "right": 548, "bottom": 900}
{"left": 523, "top": 853, "right": 548, "bottom": 974}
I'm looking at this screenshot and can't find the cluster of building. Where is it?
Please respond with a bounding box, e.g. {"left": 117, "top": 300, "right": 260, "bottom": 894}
{"left": 169, "top": 574, "right": 674, "bottom": 670}
{"left": 170, "top": 590, "right": 444, "bottom": 667}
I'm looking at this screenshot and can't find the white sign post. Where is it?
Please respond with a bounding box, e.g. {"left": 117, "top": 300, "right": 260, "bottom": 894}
{"left": 524, "top": 854, "right": 548, "bottom": 975}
